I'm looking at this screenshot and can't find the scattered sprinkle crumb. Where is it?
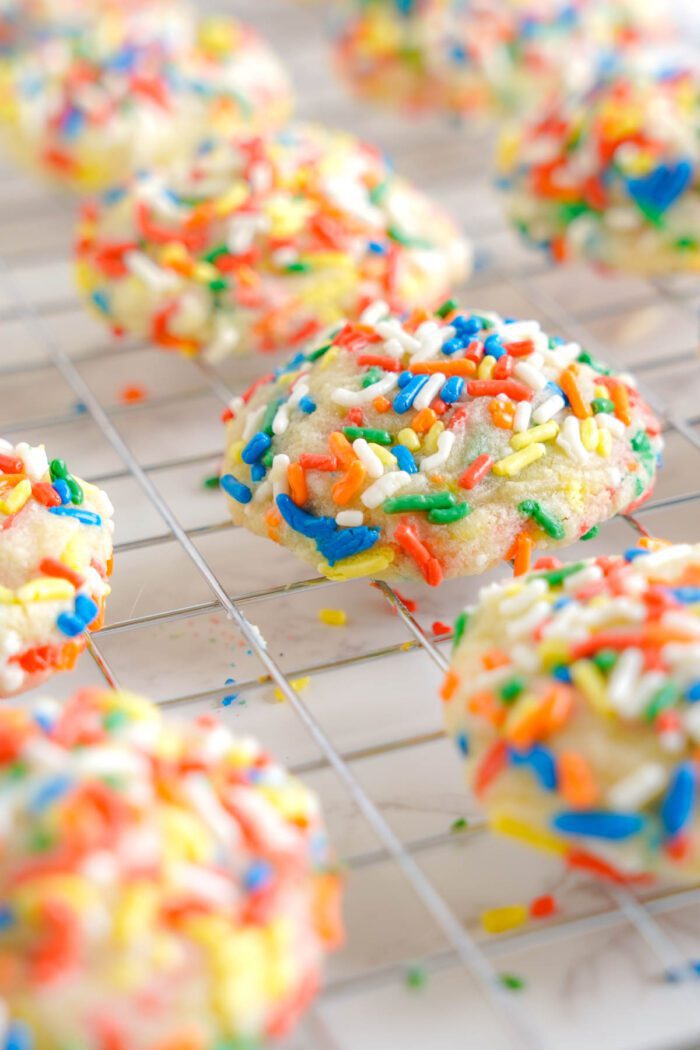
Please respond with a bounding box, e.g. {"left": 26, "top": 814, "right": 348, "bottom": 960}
{"left": 529, "top": 894, "right": 557, "bottom": 919}
{"left": 274, "top": 677, "right": 310, "bottom": 702}
{"left": 203, "top": 475, "right": 220, "bottom": 489}
{"left": 119, "top": 383, "right": 148, "bottom": 404}
{"left": 432, "top": 620, "right": 451, "bottom": 636}
{"left": 405, "top": 965, "right": 428, "bottom": 990}
{"left": 499, "top": 973, "right": 525, "bottom": 992}
{"left": 318, "top": 608, "right": 347, "bottom": 626}
{"left": 481, "top": 904, "right": 528, "bottom": 935}
{"left": 450, "top": 817, "right": 469, "bottom": 833}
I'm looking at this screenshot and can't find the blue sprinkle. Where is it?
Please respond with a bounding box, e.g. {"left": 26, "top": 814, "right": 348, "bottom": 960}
{"left": 0, "top": 904, "right": 14, "bottom": 930}
{"left": 440, "top": 376, "right": 465, "bottom": 403}
{"left": 220, "top": 474, "right": 252, "bottom": 504}
{"left": 52, "top": 479, "right": 71, "bottom": 505}
{"left": 6, "top": 1021, "right": 33, "bottom": 1050}
{"left": 545, "top": 380, "right": 568, "bottom": 405}
{"left": 452, "top": 314, "right": 482, "bottom": 338}
{"left": 552, "top": 810, "right": 645, "bottom": 840}
{"left": 92, "top": 290, "right": 110, "bottom": 314}
{"left": 551, "top": 664, "right": 572, "bottom": 683}
{"left": 627, "top": 160, "right": 693, "bottom": 214}
{"left": 316, "top": 526, "right": 381, "bottom": 566}
{"left": 48, "top": 507, "right": 102, "bottom": 526}
{"left": 671, "top": 587, "right": 700, "bottom": 604}
{"left": 102, "top": 185, "right": 127, "bottom": 206}
{"left": 61, "top": 107, "right": 84, "bottom": 139}
{"left": 624, "top": 547, "right": 649, "bottom": 562}
{"left": 397, "top": 370, "right": 413, "bottom": 388}
{"left": 244, "top": 859, "right": 273, "bottom": 892}
{"left": 441, "top": 336, "right": 467, "bottom": 356}
{"left": 241, "top": 431, "right": 271, "bottom": 465}
{"left": 393, "top": 374, "right": 430, "bottom": 412}
{"left": 510, "top": 746, "right": 557, "bottom": 791}
{"left": 299, "top": 396, "right": 317, "bottom": 414}
{"left": 483, "top": 334, "right": 505, "bottom": 359}
{"left": 368, "top": 240, "right": 386, "bottom": 254}
{"left": 250, "top": 462, "right": 267, "bottom": 483}
{"left": 661, "top": 763, "right": 696, "bottom": 838}
{"left": 552, "top": 596, "right": 573, "bottom": 611}
{"left": 56, "top": 612, "right": 84, "bottom": 637}
{"left": 29, "top": 774, "right": 73, "bottom": 813}
{"left": 33, "top": 711, "right": 55, "bottom": 733}
{"left": 74, "top": 593, "right": 99, "bottom": 625}
{"left": 686, "top": 681, "right": 700, "bottom": 703}
{"left": 392, "top": 445, "right": 418, "bottom": 474}
{"left": 276, "top": 494, "right": 336, "bottom": 540}
{"left": 456, "top": 732, "right": 469, "bottom": 756}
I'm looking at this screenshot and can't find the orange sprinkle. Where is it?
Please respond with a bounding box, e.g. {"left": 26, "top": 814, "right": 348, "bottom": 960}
{"left": 411, "top": 407, "right": 437, "bottom": 433}
{"left": 506, "top": 701, "right": 549, "bottom": 751}
{"left": 409, "top": 359, "right": 477, "bottom": 376}
{"left": 119, "top": 384, "right": 148, "bottom": 405}
{"left": 468, "top": 690, "right": 505, "bottom": 728}
{"left": 331, "top": 460, "right": 366, "bottom": 505}
{"left": 265, "top": 506, "right": 282, "bottom": 541}
{"left": 512, "top": 532, "right": 534, "bottom": 576}
{"left": 488, "top": 398, "right": 515, "bottom": 429}
{"left": 482, "top": 648, "right": 509, "bottom": 671}
{"left": 440, "top": 670, "right": 460, "bottom": 701}
{"left": 373, "top": 396, "right": 391, "bottom": 413}
{"left": 542, "top": 685, "right": 575, "bottom": 734}
{"left": 287, "top": 463, "right": 307, "bottom": 507}
{"left": 609, "top": 381, "right": 632, "bottom": 426}
{"left": 328, "top": 431, "right": 356, "bottom": 469}
{"left": 559, "top": 367, "right": 591, "bottom": 419}
{"left": 558, "top": 751, "right": 599, "bottom": 809}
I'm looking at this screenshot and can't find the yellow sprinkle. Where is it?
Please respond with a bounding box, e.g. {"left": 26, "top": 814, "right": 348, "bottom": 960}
{"left": 113, "top": 882, "right": 158, "bottom": 946}
{"left": 319, "top": 345, "right": 339, "bottom": 371}
{"left": 0, "top": 586, "right": 14, "bottom": 603}
{"left": 274, "top": 677, "right": 310, "bottom": 703}
{"left": 227, "top": 441, "right": 244, "bottom": 466}
{"left": 397, "top": 428, "right": 420, "bottom": 452}
{"left": 490, "top": 811, "right": 568, "bottom": 855}
{"left": 492, "top": 443, "right": 546, "bottom": 477}
{"left": 160, "top": 242, "right": 190, "bottom": 269}
{"left": 213, "top": 183, "right": 248, "bottom": 217}
{"left": 16, "top": 577, "right": 75, "bottom": 603}
{"left": 481, "top": 904, "right": 529, "bottom": 935}
{"left": 571, "top": 659, "right": 610, "bottom": 715}
{"left": 477, "top": 355, "right": 496, "bottom": 380}
{"left": 537, "top": 638, "right": 571, "bottom": 669}
{"left": 597, "top": 428, "right": 612, "bottom": 458}
{"left": 0, "top": 478, "right": 31, "bottom": 516}
{"left": 593, "top": 384, "right": 607, "bottom": 398}
{"left": 193, "top": 261, "right": 219, "bottom": 284}
{"left": 319, "top": 546, "right": 395, "bottom": 581}
{"left": 563, "top": 478, "right": 585, "bottom": 513}
{"left": 369, "top": 443, "right": 396, "bottom": 468}
{"left": 318, "top": 608, "right": 347, "bottom": 627}
{"left": 422, "top": 420, "right": 444, "bottom": 456}
{"left": 580, "top": 417, "right": 599, "bottom": 452}
{"left": 509, "top": 422, "right": 559, "bottom": 450}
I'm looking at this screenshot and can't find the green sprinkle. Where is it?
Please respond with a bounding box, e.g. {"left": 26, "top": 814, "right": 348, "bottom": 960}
{"left": 202, "top": 244, "right": 229, "bottom": 264}
{"left": 49, "top": 458, "right": 69, "bottom": 481}
{"left": 203, "top": 475, "right": 220, "bottom": 490}
{"left": 631, "top": 430, "right": 653, "bottom": 456}
{"left": 361, "top": 367, "right": 383, "bottom": 389}
{"left": 387, "top": 225, "right": 431, "bottom": 249}
{"left": 285, "top": 260, "right": 311, "bottom": 273}
{"left": 500, "top": 677, "right": 526, "bottom": 704}
{"left": 405, "top": 965, "right": 428, "bottom": 990}
{"left": 450, "top": 817, "right": 469, "bottom": 833}
{"left": 436, "top": 298, "right": 458, "bottom": 318}
{"left": 645, "top": 682, "right": 680, "bottom": 722}
{"left": 29, "top": 826, "right": 55, "bottom": 853}
{"left": 453, "top": 610, "right": 470, "bottom": 650}
{"left": 103, "top": 709, "right": 128, "bottom": 732}
{"left": 261, "top": 450, "right": 274, "bottom": 469}
{"left": 208, "top": 277, "right": 229, "bottom": 293}
{"left": 593, "top": 649, "right": 618, "bottom": 673}
{"left": 591, "top": 397, "right": 615, "bottom": 415}
{"left": 261, "top": 397, "right": 282, "bottom": 436}
{"left": 634, "top": 476, "right": 645, "bottom": 496}
{"left": 66, "top": 477, "right": 83, "bottom": 505}
{"left": 343, "top": 426, "right": 393, "bottom": 445}
{"left": 427, "top": 502, "right": 472, "bottom": 524}
{"left": 537, "top": 562, "right": 584, "bottom": 587}
{"left": 369, "top": 180, "right": 389, "bottom": 205}
{"left": 307, "top": 342, "right": 332, "bottom": 362}
{"left": 518, "top": 500, "right": 566, "bottom": 540}
{"left": 499, "top": 973, "right": 525, "bottom": 992}
{"left": 577, "top": 351, "right": 612, "bottom": 375}
{"left": 581, "top": 525, "right": 599, "bottom": 541}
{"left": 384, "top": 492, "right": 456, "bottom": 514}
{"left": 8, "top": 761, "right": 27, "bottom": 781}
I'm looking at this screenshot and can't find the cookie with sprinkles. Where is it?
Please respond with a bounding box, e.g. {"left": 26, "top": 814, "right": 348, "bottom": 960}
{"left": 333, "top": 0, "right": 667, "bottom": 120}
{"left": 499, "top": 66, "right": 700, "bottom": 273}
{"left": 0, "top": 687, "right": 343, "bottom": 1047}
{"left": 444, "top": 541, "right": 700, "bottom": 883}
{"left": 220, "top": 301, "right": 662, "bottom": 586}
{"left": 75, "top": 123, "right": 471, "bottom": 360}
{"left": 0, "top": 438, "right": 113, "bottom": 697}
{"left": 0, "top": 16, "right": 292, "bottom": 191}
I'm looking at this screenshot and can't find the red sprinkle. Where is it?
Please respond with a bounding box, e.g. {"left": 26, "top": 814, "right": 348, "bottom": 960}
{"left": 459, "top": 453, "right": 493, "bottom": 490}
{"left": 298, "top": 454, "right": 339, "bottom": 472}
{"left": 530, "top": 894, "right": 557, "bottom": 919}
{"left": 39, "top": 558, "right": 85, "bottom": 589}
{"left": 0, "top": 454, "right": 23, "bottom": 474}
{"left": 119, "top": 384, "right": 148, "bottom": 405}
{"left": 31, "top": 483, "right": 61, "bottom": 508}
{"left": 432, "top": 621, "right": 451, "bottom": 636}
{"left": 356, "top": 354, "right": 401, "bottom": 372}
{"left": 467, "top": 379, "right": 533, "bottom": 402}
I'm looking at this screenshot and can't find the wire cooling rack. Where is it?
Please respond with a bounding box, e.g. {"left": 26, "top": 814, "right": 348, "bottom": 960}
{"left": 3, "top": 1, "right": 700, "bottom": 1047}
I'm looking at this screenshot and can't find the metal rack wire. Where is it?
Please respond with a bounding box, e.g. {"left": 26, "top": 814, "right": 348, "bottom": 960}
{"left": 3, "top": 1, "right": 700, "bottom": 1046}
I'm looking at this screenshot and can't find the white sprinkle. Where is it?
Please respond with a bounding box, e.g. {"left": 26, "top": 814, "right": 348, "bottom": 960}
{"left": 331, "top": 373, "right": 397, "bottom": 407}
{"left": 359, "top": 300, "right": 390, "bottom": 326}
{"left": 513, "top": 362, "right": 548, "bottom": 392}
{"left": 125, "top": 251, "right": 180, "bottom": 292}
{"left": 227, "top": 211, "right": 266, "bottom": 255}
{"left": 242, "top": 405, "right": 265, "bottom": 441}
{"left": 513, "top": 402, "right": 532, "bottom": 432}
{"left": 383, "top": 337, "right": 406, "bottom": 359}
{"left": 533, "top": 393, "right": 566, "bottom": 425}
{"left": 420, "top": 430, "right": 455, "bottom": 473}
{"left": 272, "top": 379, "right": 308, "bottom": 436}
{"left": 562, "top": 564, "right": 604, "bottom": 593}
{"left": 409, "top": 321, "right": 447, "bottom": 363}
{"left": 684, "top": 704, "right": 700, "bottom": 744}
{"left": 556, "top": 414, "right": 589, "bottom": 463}
{"left": 497, "top": 319, "right": 541, "bottom": 342}
{"left": 270, "top": 454, "right": 290, "bottom": 499}
{"left": 607, "top": 648, "right": 644, "bottom": 708}
{"left": 413, "top": 372, "right": 445, "bottom": 411}
{"left": 361, "top": 470, "right": 411, "bottom": 509}
{"left": 505, "top": 600, "right": 551, "bottom": 640}
{"left": 616, "top": 670, "right": 667, "bottom": 719}
{"left": 661, "top": 611, "right": 700, "bottom": 637}
{"left": 353, "top": 438, "right": 384, "bottom": 479}
{"left": 500, "top": 578, "right": 548, "bottom": 617}
{"left": 185, "top": 774, "right": 242, "bottom": 849}
{"left": 336, "top": 510, "right": 364, "bottom": 527}
{"left": 375, "top": 319, "right": 421, "bottom": 352}
{"left": 16, "top": 442, "right": 48, "bottom": 482}
{"left": 640, "top": 544, "right": 693, "bottom": 571}
{"left": 203, "top": 318, "right": 239, "bottom": 363}
{"left": 596, "top": 413, "right": 625, "bottom": 437}
{"left": 608, "top": 763, "right": 667, "bottom": 811}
